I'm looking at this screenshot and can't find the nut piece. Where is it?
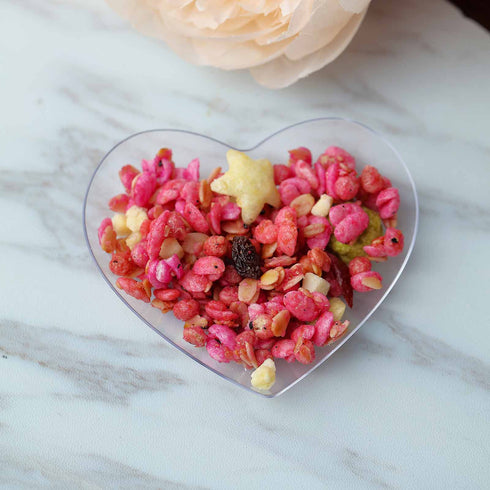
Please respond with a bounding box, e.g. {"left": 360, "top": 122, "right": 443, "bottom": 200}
{"left": 328, "top": 297, "right": 346, "bottom": 322}
{"left": 238, "top": 278, "right": 259, "bottom": 304}
{"left": 251, "top": 358, "right": 276, "bottom": 391}
{"left": 261, "top": 242, "right": 277, "bottom": 259}
{"left": 311, "top": 194, "right": 333, "bottom": 217}
{"left": 361, "top": 276, "right": 382, "bottom": 289}
{"left": 160, "top": 237, "right": 184, "bottom": 259}
{"left": 303, "top": 222, "right": 325, "bottom": 238}
{"left": 302, "top": 272, "right": 330, "bottom": 296}
{"left": 260, "top": 269, "right": 280, "bottom": 286}
{"left": 271, "top": 309, "right": 290, "bottom": 337}
{"left": 290, "top": 193, "right": 315, "bottom": 217}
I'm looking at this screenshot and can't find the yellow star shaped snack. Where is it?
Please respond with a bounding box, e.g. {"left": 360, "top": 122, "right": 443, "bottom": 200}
{"left": 210, "top": 150, "right": 281, "bottom": 224}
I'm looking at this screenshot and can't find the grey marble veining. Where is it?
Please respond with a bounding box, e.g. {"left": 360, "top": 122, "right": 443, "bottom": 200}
{"left": 1, "top": 0, "right": 490, "bottom": 488}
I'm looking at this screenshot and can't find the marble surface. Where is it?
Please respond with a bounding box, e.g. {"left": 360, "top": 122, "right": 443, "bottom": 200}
{"left": 1, "top": 0, "right": 489, "bottom": 488}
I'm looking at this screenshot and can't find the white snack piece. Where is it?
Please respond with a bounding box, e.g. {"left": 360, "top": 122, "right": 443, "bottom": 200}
{"left": 251, "top": 358, "right": 276, "bottom": 391}
{"left": 302, "top": 272, "right": 331, "bottom": 296}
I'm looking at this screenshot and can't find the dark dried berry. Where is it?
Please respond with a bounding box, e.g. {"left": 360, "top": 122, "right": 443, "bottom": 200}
{"left": 231, "top": 236, "right": 261, "bottom": 279}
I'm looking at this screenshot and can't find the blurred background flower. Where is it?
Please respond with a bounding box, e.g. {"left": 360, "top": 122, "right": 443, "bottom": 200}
{"left": 106, "top": 0, "right": 371, "bottom": 88}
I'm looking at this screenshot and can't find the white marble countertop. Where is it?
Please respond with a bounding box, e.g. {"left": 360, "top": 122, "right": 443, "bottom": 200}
{"left": 2, "top": 0, "right": 489, "bottom": 488}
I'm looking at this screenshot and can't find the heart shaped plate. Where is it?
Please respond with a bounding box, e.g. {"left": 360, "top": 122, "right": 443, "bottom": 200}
{"left": 83, "top": 118, "right": 419, "bottom": 397}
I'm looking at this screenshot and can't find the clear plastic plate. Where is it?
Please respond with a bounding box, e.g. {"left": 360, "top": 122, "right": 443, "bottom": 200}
{"left": 83, "top": 118, "right": 419, "bottom": 397}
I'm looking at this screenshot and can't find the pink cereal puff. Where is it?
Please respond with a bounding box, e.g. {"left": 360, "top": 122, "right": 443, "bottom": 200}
{"left": 289, "top": 147, "right": 312, "bottom": 165}
{"left": 206, "top": 338, "right": 231, "bottom": 363}
{"left": 115, "top": 277, "right": 151, "bottom": 303}
{"left": 208, "top": 202, "right": 222, "bottom": 235}
{"left": 325, "top": 162, "right": 340, "bottom": 200}
{"left": 291, "top": 324, "right": 316, "bottom": 342}
{"left": 98, "top": 218, "right": 113, "bottom": 244}
{"left": 351, "top": 271, "right": 383, "bottom": 292}
{"left": 334, "top": 175, "right": 360, "bottom": 201}
{"left": 119, "top": 165, "right": 139, "bottom": 193}
{"left": 180, "top": 270, "right": 212, "bottom": 293}
{"left": 376, "top": 187, "right": 400, "bottom": 219}
{"left": 174, "top": 199, "right": 186, "bottom": 215}
{"left": 173, "top": 299, "right": 200, "bottom": 321}
{"left": 319, "top": 146, "right": 356, "bottom": 170}
{"left": 248, "top": 303, "right": 265, "bottom": 321}
{"left": 98, "top": 218, "right": 117, "bottom": 253}
{"left": 156, "top": 188, "right": 179, "bottom": 206}
{"left": 252, "top": 314, "right": 274, "bottom": 340}
{"left": 131, "top": 240, "right": 149, "bottom": 268}
{"left": 255, "top": 349, "right": 273, "bottom": 366}
{"left": 348, "top": 256, "right": 371, "bottom": 276}
{"left": 172, "top": 167, "right": 186, "bottom": 179}
{"left": 207, "top": 304, "right": 239, "bottom": 325}
{"left": 155, "top": 260, "right": 172, "bottom": 284}
{"left": 277, "top": 221, "right": 297, "bottom": 257}
{"left": 334, "top": 209, "right": 369, "bottom": 244}
{"left": 384, "top": 228, "right": 404, "bottom": 256}
{"left": 297, "top": 215, "right": 308, "bottom": 228}
{"left": 272, "top": 339, "right": 295, "bottom": 359}
{"left": 311, "top": 292, "right": 330, "bottom": 311}
{"left": 253, "top": 219, "right": 278, "bottom": 244}
{"left": 283, "top": 177, "right": 311, "bottom": 195}
{"left": 203, "top": 235, "right": 227, "bottom": 257}
{"left": 312, "top": 311, "right": 334, "bottom": 346}
{"left": 314, "top": 162, "right": 326, "bottom": 196}
{"left": 279, "top": 182, "right": 300, "bottom": 205}
{"left": 183, "top": 158, "right": 200, "bottom": 181}
{"left": 274, "top": 164, "right": 294, "bottom": 185}
{"left": 183, "top": 326, "right": 207, "bottom": 347}
{"left": 255, "top": 338, "right": 276, "bottom": 350}
{"left": 329, "top": 203, "right": 363, "bottom": 226}
{"left": 166, "top": 254, "right": 184, "bottom": 279}
{"left": 208, "top": 324, "right": 237, "bottom": 350}
{"left": 221, "top": 202, "right": 241, "bottom": 220}
{"left": 147, "top": 210, "right": 170, "bottom": 260}
{"left": 183, "top": 202, "right": 209, "bottom": 233}
{"left": 154, "top": 288, "right": 181, "bottom": 301}
{"left": 294, "top": 338, "right": 315, "bottom": 364}
{"left": 283, "top": 290, "right": 319, "bottom": 322}
{"left": 360, "top": 165, "right": 385, "bottom": 194}
{"left": 306, "top": 216, "right": 332, "bottom": 250}
{"left": 132, "top": 171, "right": 156, "bottom": 207}
{"left": 109, "top": 194, "right": 130, "bottom": 213}
{"left": 182, "top": 181, "right": 200, "bottom": 204}
{"left": 218, "top": 286, "right": 239, "bottom": 306}
{"left": 295, "top": 160, "right": 319, "bottom": 189}
{"left": 193, "top": 256, "right": 225, "bottom": 277}
{"left": 146, "top": 259, "right": 168, "bottom": 288}
{"left": 274, "top": 206, "right": 297, "bottom": 225}
{"left": 363, "top": 236, "right": 386, "bottom": 258}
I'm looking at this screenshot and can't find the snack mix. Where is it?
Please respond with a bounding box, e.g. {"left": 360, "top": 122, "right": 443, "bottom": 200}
{"left": 98, "top": 146, "right": 403, "bottom": 390}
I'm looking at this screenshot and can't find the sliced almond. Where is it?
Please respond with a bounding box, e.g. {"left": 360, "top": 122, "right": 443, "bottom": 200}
{"left": 159, "top": 237, "right": 184, "bottom": 259}
{"left": 303, "top": 222, "right": 325, "bottom": 238}
{"left": 199, "top": 179, "right": 212, "bottom": 209}
{"left": 361, "top": 276, "right": 382, "bottom": 289}
{"left": 182, "top": 232, "right": 208, "bottom": 254}
{"left": 221, "top": 219, "right": 248, "bottom": 235}
{"left": 260, "top": 269, "right": 279, "bottom": 286}
{"left": 290, "top": 193, "right": 315, "bottom": 217}
{"left": 261, "top": 242, "right": 277, "bottom": 259}
{"left": 207, "top": 166, "right": 222, "bottom": 185}
{"left": 238, "top": 278, "right": 259, "bottom": 304}
{"left": 271, "top": 309, "right": 290, "bottom": 337}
